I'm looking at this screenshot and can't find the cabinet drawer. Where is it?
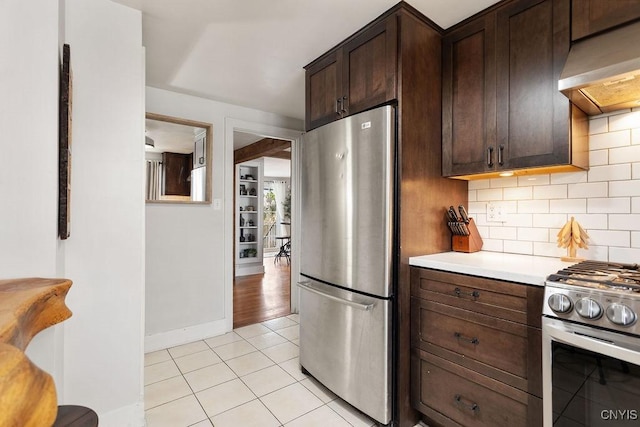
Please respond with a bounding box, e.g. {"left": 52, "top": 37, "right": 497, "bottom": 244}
{"left": 413, "top": 299, "right": 528, "bottom": 378}
{"left": 412, "top": 350, "right": 542, "bottom": 427}
{"left": 411, "top": 267, "right": 543, "bottom": 327}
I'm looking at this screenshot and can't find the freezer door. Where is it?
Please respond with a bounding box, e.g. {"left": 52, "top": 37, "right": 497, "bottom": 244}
{"left": 298, "top": 279, "right": 392, "bottom": 425}
{"left": 300, "top": 105, "right": 395, "bottom": 297}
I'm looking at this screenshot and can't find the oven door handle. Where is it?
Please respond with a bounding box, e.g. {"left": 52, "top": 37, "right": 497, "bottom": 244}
{"left": 543, "top": 317, "right": 640, "bottom": 364}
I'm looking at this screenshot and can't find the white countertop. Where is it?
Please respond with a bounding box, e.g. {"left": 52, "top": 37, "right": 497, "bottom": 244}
{"left": 409, "top": 251, "right": 576, "bottom": 286}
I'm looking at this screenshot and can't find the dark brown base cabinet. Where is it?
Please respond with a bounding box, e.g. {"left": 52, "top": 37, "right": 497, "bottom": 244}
{"left": 410, "top": 267, "right": 544, "bottom": 427}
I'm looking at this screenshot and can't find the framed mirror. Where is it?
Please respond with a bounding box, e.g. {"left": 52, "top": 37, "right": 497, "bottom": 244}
{"left": 145, "top": 113, "right": 213, "bottom": 204}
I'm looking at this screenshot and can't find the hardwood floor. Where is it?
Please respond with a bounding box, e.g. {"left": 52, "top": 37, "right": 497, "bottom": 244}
{"left": 233, "top": 256, "right": 291, "bottom": 328}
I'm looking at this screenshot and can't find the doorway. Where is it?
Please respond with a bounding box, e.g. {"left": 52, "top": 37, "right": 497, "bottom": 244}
{"left": 227, "top": 121, "right": 300, "bottom": 329}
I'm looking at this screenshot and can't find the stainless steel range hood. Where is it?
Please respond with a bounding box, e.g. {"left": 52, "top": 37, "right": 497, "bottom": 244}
{"left": 559, "top": 21, "right": 640, "bottom": 115}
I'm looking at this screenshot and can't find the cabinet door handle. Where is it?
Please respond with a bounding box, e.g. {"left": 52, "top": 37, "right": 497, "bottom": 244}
{"left": 336, "top": 98, "right": 342, "bottom": 116}
{"left": 487, "top": 146, "right": 494, "bottom": 167}
{"left": 454, "top": 332, "right": 479, "bottom": 345}
{"left": 454, "top": 394, "right": 479, "bottom": 414}
{"left": 498, "top": 144, "right": 505, "bottom": 166}
{"left": 340, "top": 96, "right": 348, "bottom": 115}
{"left": 454, "top": 287, "right": 480, "bottom": 299}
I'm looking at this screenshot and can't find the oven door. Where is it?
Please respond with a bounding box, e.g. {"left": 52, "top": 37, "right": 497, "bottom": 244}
{"left": 543, "top": 317, "right": 640, "bottom": 426}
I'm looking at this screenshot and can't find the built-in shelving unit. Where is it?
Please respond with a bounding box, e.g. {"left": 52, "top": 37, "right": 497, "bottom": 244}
{"left": 235, "top": 160, "right": 264, "bottom": 276}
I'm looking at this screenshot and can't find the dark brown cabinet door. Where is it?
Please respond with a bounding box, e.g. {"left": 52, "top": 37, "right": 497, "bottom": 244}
{"left": 304, "top": 15, "right": 397, "bottom": 131}
{"left": 442, "top": 15, "right": 496, "bottom": 176}
{"left": 342, "top": 17, "right": 397, "bottom": 118}
{"left": 572, "top": 0, "right": 640, "bottom": 41}
{"left": 163, "top": 152, "right": 192, "bottom": 196}
{"left": 496, "top": 0, "right": 571, "bottom": 171}
{"left": 305, "top": 50, "right": 342, "bottom": 131}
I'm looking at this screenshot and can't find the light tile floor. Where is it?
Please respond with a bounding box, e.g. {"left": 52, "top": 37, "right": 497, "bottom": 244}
{"left": 144, "top": 314, "right": 378, "bottom": 427}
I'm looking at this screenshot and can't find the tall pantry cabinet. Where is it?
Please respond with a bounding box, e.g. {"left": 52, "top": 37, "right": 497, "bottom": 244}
{"left": 304, "top": 3, "right": 468, "bottom": 426}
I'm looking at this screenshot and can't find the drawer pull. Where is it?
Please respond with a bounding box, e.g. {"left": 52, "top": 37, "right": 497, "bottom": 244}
{"left": 454, "top": 332, "right": 479, "bottom": 345}
{"left": 454, "top": 394, "right": 479, "bottom": 414}
{"left": 454, "top": 287, "right": 480, "bottom": 299}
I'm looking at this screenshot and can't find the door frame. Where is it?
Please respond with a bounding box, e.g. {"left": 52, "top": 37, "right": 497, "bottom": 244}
{"left": 224, "top": 118, "right": 302, "bottom": 331}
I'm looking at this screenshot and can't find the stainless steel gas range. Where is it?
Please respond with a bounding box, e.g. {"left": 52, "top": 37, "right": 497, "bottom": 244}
{"left": 542, "top": 261, "right": 640, "bottom": 427}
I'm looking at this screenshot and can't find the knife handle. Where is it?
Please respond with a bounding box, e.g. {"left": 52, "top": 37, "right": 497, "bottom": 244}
{"left": 458, "top": 205, "right": 470, "bottom": 224}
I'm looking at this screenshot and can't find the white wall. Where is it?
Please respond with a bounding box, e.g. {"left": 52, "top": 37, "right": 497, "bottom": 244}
{"left": 0, "top": 0, "right": 65, "bottom": 393}
{"left": 145, "top": 87, "right": 302, "bottom": 350}
{"left": 64, "top": 0, "right": 145, "bottom": 425}
{"left": 469, "top": 109, "right": 640, "bottom": 263}
{"left": 1, "top": 1, "right": 145, "bottom": 425}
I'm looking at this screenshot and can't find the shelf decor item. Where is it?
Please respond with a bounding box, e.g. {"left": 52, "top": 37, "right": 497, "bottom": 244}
{"left": 58, "top": 44, "right": 72, "bottom": 240}
{"left": 557, "top": 216, "right": 589, "bottom": 262}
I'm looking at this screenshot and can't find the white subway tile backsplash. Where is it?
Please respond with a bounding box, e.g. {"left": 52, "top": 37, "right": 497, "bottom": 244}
{"left": 609, "top": 180, "right": 640, "bottom": 197}
{"left": 503, "top": 186, "right": 533, "bottom": 200}
{"left": 589, "top": 149, "right": 608, "bottom": 166}
{"left": 588, "top": 117, "right": 608, "bottom": 135}
{"left": 588, "top": 130, "right": 630, "bottom": 150}
{"left": 549, "top": 171, "right": 587, "bottom": 185}
{"left": 533, "top": 213, "right": 568, "bottom": 228}
{"left": 568, "top": 182, "right": 607, "bottom": 199}
{"left": 533, "top": 185, "right": 567, "bottom": 200}
{"left": 533, "top": 242, "right": 566, "bottom": 258}
{"left": 609, "top": 214, "right": 640, "bottom": 231}
{"left": 481, "top": 239, "right": 504, "bottom": 252}
{"left": 587, "top": 197, "right": 631, "bottom": 214}
{"left": 587, "top": 230, "right": 630, "bottom": 248}
{"left": 517, "top": 227, "right": 549, "bottom": 242}
{"left": 582, "top": 245, "right": 609, "bottom": 262}
{"left": 518, "top": 175, "right": 549, "bottom": 186}
{"left": 504, "top": 214, "right": 533, "bottom": 227}
{"left": 489, "top": 227, "right": 517, "bottom": 240}
{"left": 503, "top": 240, "right": 533, "bottom": 255}
{"left": 609, "top": 145, "right": 640, "bottom": 164}
{"left": 608, "top": 111, "right": 640, "bottom": 131}
{"left": 587, "top": 164, "right": 631, "bottom": 182}
{"left": 468, "top": 202, "right": 486, "bottom": 215}
{"left": 471, "top": 115, "right": 639, "bottom": 259}
{"left": 608, "top": 247, "right": 640, "bottom": 263}
{"left": 477, "top": 188, "right": 503, "bottom": 201}
{"left": 572, "top": 214, "right": 608, "bottom": 230}
{"left": 550, "top": 199, "right": 587, "bottom": 214}
{"left": 472, "top": 213, "right": 489, "bottom": 226}
{"left": 468, "top": 180, "right": 491, "bottom": 190}
{"left": 518, "top": 200, "right": 549, "bottom": 213}
{"left": 490, "top": 176, "right": 518, "bottom": 188}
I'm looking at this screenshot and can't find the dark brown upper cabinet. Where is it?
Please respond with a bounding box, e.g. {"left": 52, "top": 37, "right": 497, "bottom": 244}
{"left": 305, "top": 16, "right": 397, "bottom": 131}
{"left": 442, "top": 0, "right": 588, "bottom": 179}
{"left": 572, "top": 0, "right": 640, "bottom": 41}
{"left": 442, "top": 14, "right": 497, "bottom": 177}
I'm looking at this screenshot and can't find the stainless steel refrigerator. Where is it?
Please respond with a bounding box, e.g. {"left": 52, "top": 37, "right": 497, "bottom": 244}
{"left": 299, "top": 105, "right": 395, "bottom": 425}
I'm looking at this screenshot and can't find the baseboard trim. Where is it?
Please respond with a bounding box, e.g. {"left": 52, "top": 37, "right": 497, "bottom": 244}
{"left": 97, "top": 401, "right": 144, "bottom": 427}
{"left": 144, "top": 319, "right": 229, "bottom": 353}
{"left": 235, "top": 263, "right": 265, "bottom": 277}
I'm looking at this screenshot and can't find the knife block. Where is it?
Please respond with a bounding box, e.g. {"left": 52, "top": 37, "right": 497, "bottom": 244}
{"left": 452, "top": 218, "right": 483, "bottom": 253}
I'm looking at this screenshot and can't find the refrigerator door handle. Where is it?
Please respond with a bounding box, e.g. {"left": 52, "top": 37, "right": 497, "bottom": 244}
{"left": 297, "top": 281, "right": 375, "bottom": 311}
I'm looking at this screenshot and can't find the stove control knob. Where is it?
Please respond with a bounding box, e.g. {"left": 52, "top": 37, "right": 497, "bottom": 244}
{"left": 606, "top": 303, "right": 637, "bottom": 327}
{"left": 548, "top": 293, "right": 572, "bottom": 314}
{"left": 575, "top": 298, "right": 602, "bottom": 319}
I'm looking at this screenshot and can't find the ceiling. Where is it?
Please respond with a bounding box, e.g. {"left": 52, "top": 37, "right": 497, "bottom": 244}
{"left": 112, "top": 0, "right": 500, "bottom": 121}
{"left": 145, "top": 117, "right": 205, "bottom": 154}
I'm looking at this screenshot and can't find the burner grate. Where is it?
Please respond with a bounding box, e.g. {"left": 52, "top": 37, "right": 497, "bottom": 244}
{"left": 548, "top": 260, "right": 640, "bottom": 293}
